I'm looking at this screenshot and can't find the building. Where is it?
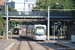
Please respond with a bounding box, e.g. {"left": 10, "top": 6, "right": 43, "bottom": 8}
{"left": 0, "top": 0, "right": 15, "bottom": 10}
{"left": 15, "top": 0, "right": 36, "bottom": 11}
{"left": 3, "top": 0, "right": 36, "bottom": 11}
{"left": 0, "top": 1, "right": 5, "bottom": 10}
{"left": 0, "top": 1, "right": 5, "bottom": 5}
{"left": 0, "top": 1, "right": 5, "bottom": 14}
{"left": 0, "top": 0, "right": 2, "bottom": 1}
{"left": 6, "top": 0, "right": 15, "bottom": 10}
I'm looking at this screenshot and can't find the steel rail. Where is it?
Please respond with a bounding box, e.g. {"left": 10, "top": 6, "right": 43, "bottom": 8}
{"left": 28, "top": 41, "right": 33, "bottom": 50}
{"left": 17, "top": 38, "right": 21, "bottom": 50}
{"left": 36, "top": 41, "right": 49, "bottom": 50}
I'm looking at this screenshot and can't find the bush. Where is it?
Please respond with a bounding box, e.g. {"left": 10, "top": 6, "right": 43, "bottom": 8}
{"left": 13, "top": 28, "right": 19, "bottom": 34}
{"left": 0, "top": 15, "right": 6, "bottom": 33}
{"left": 14, "top": 28, "right": 19, "bottom": 30}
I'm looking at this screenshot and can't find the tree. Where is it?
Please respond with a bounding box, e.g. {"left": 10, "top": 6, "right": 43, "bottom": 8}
{"left": 0, "top": 15, "right": 6, "bottom": 32}
{"left": 70, "top": 0, "right": 75, "bottom": 9}
{"left": 34, "top": 0, "right": 74, "bottom": 9}
{"left": 70, "top": 0, "right": 75, "bottom": 18}
{"left": 3, "top": 5, "right": 17, "bottom": 11}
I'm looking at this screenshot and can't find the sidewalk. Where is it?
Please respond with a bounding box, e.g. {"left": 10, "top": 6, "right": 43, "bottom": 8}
{"left": 45, "top": 37, "right": 75, "bottom": 50}
{"left": 54, "top": 40, "right": 75, "bottom": 50}
{"left": 0, "top": 40, "right": 15, "bottom": 50}
{"left": 0, "top": 35, "right": 75, "bottom": 50}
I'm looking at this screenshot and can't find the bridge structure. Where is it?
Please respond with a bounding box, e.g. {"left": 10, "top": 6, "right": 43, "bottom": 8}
{"left": 1, "top": 11, "right": 75, "bottom": 40}
{"left": 1, "top": 11, "right": 73, "bottom": 21}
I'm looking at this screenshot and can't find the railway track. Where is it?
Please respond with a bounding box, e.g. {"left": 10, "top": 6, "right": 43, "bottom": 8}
{"left": 10, "top": 37, "right": 47, "bottom": 50}
{"left": 10, "top": 36, "right": 67, "bottom": 50}
{"left": 10, "top": 37, "right": 33, "bottom": 50}
{"left": 17, "top": 37, "right": 33, "bottom": 50}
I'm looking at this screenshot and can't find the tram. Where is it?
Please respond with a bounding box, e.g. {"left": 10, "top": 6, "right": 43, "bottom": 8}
{"left": 19, "top": 25, "right": 46, "bottom": 40}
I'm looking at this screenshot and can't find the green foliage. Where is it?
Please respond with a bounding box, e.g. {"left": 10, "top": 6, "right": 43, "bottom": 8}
{"left": 0, "top": 15, "right": 6, "bottom": 32}
{"left": 8, "top": 6, "right": 13, "bottom": 11}
{"left": 2, "top": 5, "right": 18, "bottom": 16}
{"left": 13, "top": 28, "right": 19, "bottom": 34}
{"left": 3, "top": 5, "right": 17, "bottom": 11}
{"left": 8, "top": 21, "right": 47, "bottom": 26}
{"left": 34, "top": 0, "right": 75, "bottom": 18}
{"left": 9, "top": 21, "right": 24, "bottom": 25}
{"left": 14, "top": 28, "right": 19, "bottom": 30}
{"left": 9, "top": 21, "right": 16, "bottom": 25}
{"left": 34, "top": 0, "right": 74, "bottom": 9}
{"left": 71, "top": 0, "right": 75, "bottom": 9}
{"left": 18, "top": 21, "right": 23, "bottom": 25}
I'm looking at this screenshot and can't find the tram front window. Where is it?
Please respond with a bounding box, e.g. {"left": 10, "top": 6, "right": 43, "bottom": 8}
{"left": 35, "top": 29, "right": 45, "bottom": 36}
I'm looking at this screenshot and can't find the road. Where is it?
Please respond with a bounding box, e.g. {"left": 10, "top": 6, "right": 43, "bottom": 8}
{"left": 10, "top": 35, "right": 67, "bottom": 50}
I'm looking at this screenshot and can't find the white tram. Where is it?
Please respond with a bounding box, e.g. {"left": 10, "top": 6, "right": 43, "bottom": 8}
{"left": 19, "top": 25, "right": 46, "bottom": 40}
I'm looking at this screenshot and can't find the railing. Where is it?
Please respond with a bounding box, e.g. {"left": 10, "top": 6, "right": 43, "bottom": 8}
{"left": 1, "top": 11, "right": 72, "bottom": 16}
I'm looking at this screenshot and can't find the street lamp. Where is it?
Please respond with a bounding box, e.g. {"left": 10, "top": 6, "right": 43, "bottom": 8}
{"left": 56, "top": 3, "right": 66, "bottom": 10}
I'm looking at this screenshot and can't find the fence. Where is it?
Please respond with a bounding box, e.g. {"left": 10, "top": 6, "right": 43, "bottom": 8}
{"left": 1, "top": 10, "right": 73, "bottom": 16}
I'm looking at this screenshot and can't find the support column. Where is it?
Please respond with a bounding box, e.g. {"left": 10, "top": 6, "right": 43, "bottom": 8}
{"left": 6, "top": 5, "right": 8, "bottom": 40}
{"left": 64, "top": 21, "right": 65, "bottom": 38}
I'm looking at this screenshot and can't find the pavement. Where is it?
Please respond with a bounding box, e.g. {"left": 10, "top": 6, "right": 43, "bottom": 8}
{"left": 54, "top": 40, "right": 75, "bottom": 50}
{"left": 0, "top": 39, "right": 15, "bottom": 50}
{"left": 0, "top": 36, "right": 75, "bottom": 50}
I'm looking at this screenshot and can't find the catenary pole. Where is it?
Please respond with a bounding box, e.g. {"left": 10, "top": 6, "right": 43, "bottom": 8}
{"left": 47, "top": 6, "right": 50, "bottom": 41}
{"left": 6, "top": 5, "right": 8, "bottom": 40}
